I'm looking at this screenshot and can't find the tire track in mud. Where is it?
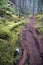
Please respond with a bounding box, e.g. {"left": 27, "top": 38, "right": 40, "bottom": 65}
{"left": 16, "top": 16, "right": 43, "bottom": 65}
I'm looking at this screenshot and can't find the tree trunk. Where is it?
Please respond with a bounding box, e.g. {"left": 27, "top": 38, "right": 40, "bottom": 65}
{"left": 38, "top": 0, "right": 42, "bottom": 12}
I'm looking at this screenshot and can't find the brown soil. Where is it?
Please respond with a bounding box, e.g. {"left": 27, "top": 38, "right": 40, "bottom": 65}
{"left": 16, "top": 16, "right": 43, "bottom": 65}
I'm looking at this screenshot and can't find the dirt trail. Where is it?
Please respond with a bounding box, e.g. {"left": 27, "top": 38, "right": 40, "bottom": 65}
{"left": 16, "top": 16, "right": 43, "bottom": 65}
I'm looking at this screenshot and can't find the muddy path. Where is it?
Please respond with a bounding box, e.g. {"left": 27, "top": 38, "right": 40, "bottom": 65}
{"left": 16, "top": 16, "right": 43, "bottom": 65}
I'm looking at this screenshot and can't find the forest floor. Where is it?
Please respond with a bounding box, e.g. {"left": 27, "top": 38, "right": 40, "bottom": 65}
{"left": 17, "top": 15, "right": 43, "bottom": 65}
{"left": 0, "top": 13, "right": 43, "bottom": 65}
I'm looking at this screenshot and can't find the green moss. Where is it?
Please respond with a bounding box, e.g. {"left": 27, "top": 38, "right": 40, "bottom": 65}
{"left": 35, "top": 14, "right": 43, "bottom": 36}
{"left": 0, "top": 28, "right": 11, "bottom": 40}
{"left": 0, "top": 13, "right": 30, "bottom": 65}
{"left": 0, "top": 39, "right": 14, "bottom": 65}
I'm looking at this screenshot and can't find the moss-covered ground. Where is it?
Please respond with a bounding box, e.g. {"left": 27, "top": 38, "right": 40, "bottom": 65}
{"left": 0, "top": 13, "right": 43, "bottom": 65}
{"left": 0, "top": 13, "right": 30, "bottom": 65}
{"left": 35, "top": 14, "right": 43, "bottom": 36}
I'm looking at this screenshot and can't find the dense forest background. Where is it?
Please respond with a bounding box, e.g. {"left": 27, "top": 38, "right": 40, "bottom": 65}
{"left": 11, "top": 0, "right": 43, "bottom": 14}
{"left": 0, "top": 0, "right": 43, "bottom": 65}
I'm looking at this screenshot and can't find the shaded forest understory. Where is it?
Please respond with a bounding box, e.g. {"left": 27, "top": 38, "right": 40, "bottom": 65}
{"left": 0, "top": 0, "right": 43, "bottom": 65}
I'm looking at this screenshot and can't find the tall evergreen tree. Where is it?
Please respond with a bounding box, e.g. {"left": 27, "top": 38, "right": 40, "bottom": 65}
{"left": 38, "top": 0, "right": 43, "bottom": 12}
